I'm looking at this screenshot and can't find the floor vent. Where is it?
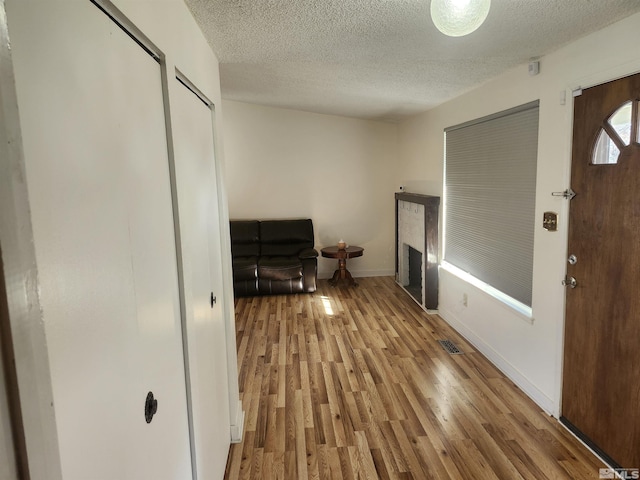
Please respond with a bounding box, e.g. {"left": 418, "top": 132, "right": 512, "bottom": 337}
{"left": 438, "top": 339, "right": 463, "bottom": 355}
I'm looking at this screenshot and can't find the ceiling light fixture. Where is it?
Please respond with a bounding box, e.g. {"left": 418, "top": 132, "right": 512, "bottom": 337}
{"left": 430, "top": 0, "right": 491, "bottom": 37}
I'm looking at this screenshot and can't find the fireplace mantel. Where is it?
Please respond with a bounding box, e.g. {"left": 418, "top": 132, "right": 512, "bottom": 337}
{"left": 395, "top": 192, "right": 440, "bottom": 310}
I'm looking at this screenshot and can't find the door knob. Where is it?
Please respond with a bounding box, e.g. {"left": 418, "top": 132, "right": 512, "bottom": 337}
{"left": 562, "top": 276, "right": 577, "bottom": 288}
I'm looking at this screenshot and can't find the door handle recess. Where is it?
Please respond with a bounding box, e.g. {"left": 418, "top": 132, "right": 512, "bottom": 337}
{"left": 562, "top": 276, "right": 577, "bottom": 288}
{"left": 145, "top": 391, "right": 158, "bottom": 423}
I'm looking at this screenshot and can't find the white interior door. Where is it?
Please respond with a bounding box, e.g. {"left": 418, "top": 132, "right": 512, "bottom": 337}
{"left": 10, "top": 2, "right": 192, "bottom": 478}
{"left": 171, "top": 76, "right": 231, "bottom": 478}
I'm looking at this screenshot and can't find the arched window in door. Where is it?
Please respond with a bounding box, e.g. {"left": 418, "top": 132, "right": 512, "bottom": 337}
{"left": 592, "top": 100, "right": 639, "bottom": 164}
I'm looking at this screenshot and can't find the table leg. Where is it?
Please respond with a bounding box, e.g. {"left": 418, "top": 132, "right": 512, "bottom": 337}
{"left": 328, "top": 268, "right": 341, "bottom": 286}
{"left": 328, "top": 258, "right": 358, "bottom": 287}
{"left": 344, "top": 268, "right": 358, "bottom": 287}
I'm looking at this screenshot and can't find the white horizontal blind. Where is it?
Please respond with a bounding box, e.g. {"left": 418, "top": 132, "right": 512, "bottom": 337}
{"left": 444, "top": 101, "right": 539, "bottom": 307}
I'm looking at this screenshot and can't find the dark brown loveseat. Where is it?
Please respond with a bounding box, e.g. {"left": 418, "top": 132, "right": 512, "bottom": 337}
{"left": 230, "top": 219, "right": 318, "bottom": 296}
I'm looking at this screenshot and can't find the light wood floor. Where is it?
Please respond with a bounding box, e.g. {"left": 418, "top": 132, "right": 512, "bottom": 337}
{"left": 225, "top": 276, "right": 604, "bottom": 479}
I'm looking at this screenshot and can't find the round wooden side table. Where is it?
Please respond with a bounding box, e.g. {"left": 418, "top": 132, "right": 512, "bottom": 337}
{"left": 321, "top": 245, "right": 364, "bottom": 286}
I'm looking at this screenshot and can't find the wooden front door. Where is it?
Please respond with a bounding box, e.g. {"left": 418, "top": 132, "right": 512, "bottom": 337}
{"left": 562, "top": 73, "right": 640, "bottom": 468}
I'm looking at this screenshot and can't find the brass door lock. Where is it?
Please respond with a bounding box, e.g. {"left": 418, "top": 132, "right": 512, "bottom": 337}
{"left": 543, "top": 212, "right": 558, "bottom": 231}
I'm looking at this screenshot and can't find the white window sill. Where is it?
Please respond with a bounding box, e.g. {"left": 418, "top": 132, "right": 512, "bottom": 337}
{"left": 440, "top": 262, "right": 534, "bottom": 325}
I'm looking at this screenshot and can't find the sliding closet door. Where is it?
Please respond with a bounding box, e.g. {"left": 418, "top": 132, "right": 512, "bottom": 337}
{"left": 9, "top": 2, "right": 192, "bottom": 479}
{"left": 171, "top": 75, "right": 231, "bottom": 478}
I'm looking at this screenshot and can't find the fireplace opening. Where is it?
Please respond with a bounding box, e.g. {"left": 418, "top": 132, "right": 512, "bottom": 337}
{"left": 406, "top": 246, "right": 422, "bottom": 304}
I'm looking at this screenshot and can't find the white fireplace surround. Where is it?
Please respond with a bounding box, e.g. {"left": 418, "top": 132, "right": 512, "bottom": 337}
{"left": 397, "top": 199, "right": 426, "bottom": 306}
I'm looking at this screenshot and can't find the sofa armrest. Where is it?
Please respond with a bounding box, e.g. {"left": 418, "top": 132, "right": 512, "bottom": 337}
{"left": 299, "top": 248, "right": 319, "bottom": 259}
{"left": 301, "top": 257, "right": 317, "bottom": 293}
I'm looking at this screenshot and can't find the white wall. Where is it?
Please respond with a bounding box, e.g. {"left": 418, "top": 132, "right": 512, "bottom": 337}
{"left": 223, "top": 101, "right": 399, "bottom": 278}
{"left": 397, "top": 12, "right": 640, "bottom": 415}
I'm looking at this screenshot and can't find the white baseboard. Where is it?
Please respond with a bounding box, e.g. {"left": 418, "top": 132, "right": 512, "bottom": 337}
{"left": 439, "top": 306, "right": 555, "bottom": 415}
{"left": 230, "top": 402, "right": 245, "bottom": 444}
{"left": 317, "top": 269, "right": 394, "bottom": 280}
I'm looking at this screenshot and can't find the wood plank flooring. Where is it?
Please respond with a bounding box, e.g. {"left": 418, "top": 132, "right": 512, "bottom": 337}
{"left": 225, "top": 276, "right": 604, "bottom": 479}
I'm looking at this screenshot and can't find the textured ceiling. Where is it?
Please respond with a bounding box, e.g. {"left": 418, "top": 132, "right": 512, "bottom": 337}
{"left": 184, "top": 0, "right": 640, "bottom": 122}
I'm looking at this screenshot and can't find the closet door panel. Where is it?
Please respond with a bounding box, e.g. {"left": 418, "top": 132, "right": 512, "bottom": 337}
{"left": 9, "top": 2, "right": 192, "bottom": 479}
{"left": 171, "top": 78, "right": 231, "bottom": 478}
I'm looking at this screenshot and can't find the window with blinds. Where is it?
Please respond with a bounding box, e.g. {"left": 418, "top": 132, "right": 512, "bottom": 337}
{"left": 443, "top": 101, "right": 539, "bottom": 308}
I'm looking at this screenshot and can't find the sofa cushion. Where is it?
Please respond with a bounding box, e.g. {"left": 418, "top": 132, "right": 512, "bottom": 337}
{"left": 258, "top": 256, "right": 303, "bottom": 281}
{"left": 232, "top": 256, "right": 258, "bottom": 281}
{"left": 234, "top": 279, "right": 259, "bottom": 297}
{"left": 258, "top": 278, "right": 304, "bottom": 295}
{"left": 230, "top": 220, "right": 260, "bottom": 257}
{"left": 260, "top": 219, "right": 314, "bottom": 256}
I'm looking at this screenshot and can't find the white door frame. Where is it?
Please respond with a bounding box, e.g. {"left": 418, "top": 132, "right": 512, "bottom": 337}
{"left": 0, "top": 267, "right": 19, "bottom": 480}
